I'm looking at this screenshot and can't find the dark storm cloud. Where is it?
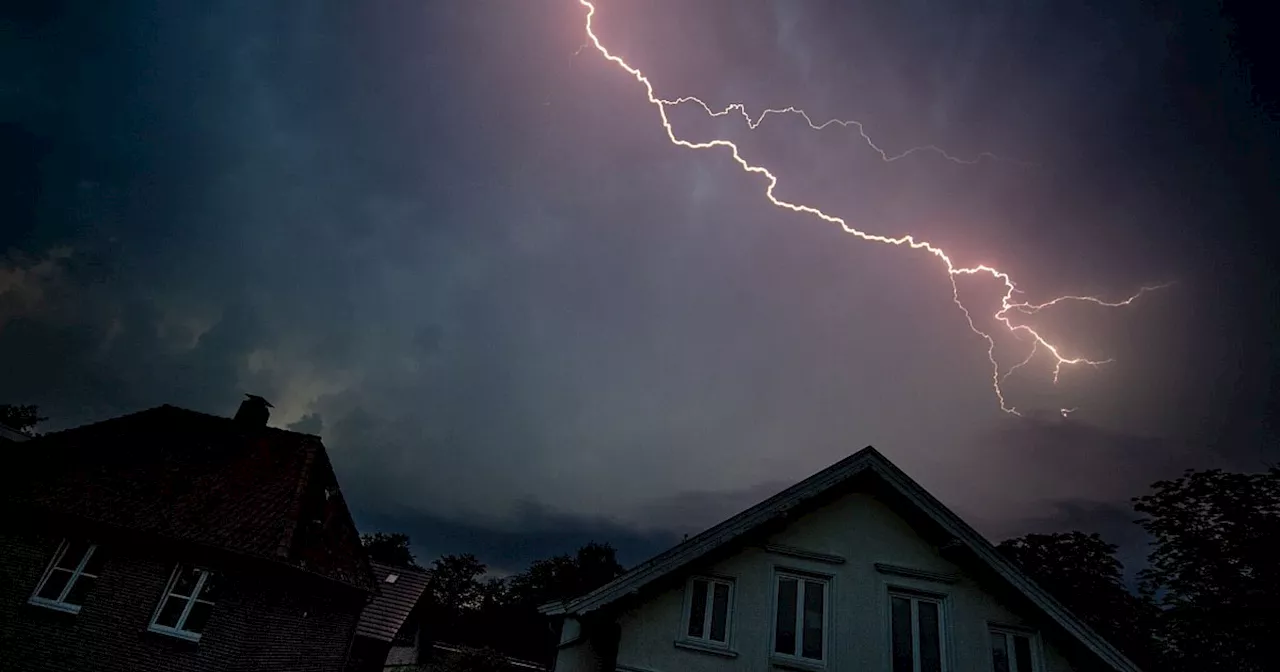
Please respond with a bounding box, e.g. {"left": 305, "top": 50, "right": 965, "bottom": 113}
{"left": 354, "top": 501, "right": 679, "bottom": 575}
{"left": 2, "top": 0, "right": 1275, "bottom": 573}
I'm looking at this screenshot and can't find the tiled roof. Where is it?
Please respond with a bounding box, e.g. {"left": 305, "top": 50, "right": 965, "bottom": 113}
{"left": 356, "top": 561, "right": 431, "bottom": 642}
{"left": 2, "top": 405, "right": 375, "bottom": 591}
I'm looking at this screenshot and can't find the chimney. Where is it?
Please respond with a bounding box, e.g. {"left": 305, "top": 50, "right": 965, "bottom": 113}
{"left": 234, "top": 394, "right": 273, "bottom": 427}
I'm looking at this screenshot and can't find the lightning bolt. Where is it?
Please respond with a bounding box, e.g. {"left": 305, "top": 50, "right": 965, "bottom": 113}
{"left": 578, "top": 0, "right": 1167, "bottom": 417}
{"left": 661, "top": 97, "right": 1037, "bottom": 166}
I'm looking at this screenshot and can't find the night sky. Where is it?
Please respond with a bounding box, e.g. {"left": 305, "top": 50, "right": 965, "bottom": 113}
{"left": 3, "top": 0, "right": 1277, "bottom": 576}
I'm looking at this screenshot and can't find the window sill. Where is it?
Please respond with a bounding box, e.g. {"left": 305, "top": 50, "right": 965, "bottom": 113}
{"left": 27, "top": 597, "right": 82, "bottom": 615}
{"left": 770, "top": 654, "right": 826, "bottom": 671}
{"left": 147, "top": 625, "right": 202, "bottom": 643}
{"left": 674, "top": 639, "right": 738, "bottom": 658}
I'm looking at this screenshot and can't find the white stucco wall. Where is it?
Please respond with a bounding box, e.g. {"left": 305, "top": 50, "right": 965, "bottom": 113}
{"left": 607, "top": 491, "right": 1079, "bottom": 672}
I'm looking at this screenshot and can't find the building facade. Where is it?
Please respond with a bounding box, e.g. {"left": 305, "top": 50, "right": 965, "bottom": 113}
{"left": 543, "top": 447, "right": 1142, "bottom": 672}
{"left": 0, "top": 398, "right": 376, "bottom": 671}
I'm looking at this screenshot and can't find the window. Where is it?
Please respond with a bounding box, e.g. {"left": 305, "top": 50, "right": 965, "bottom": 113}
{"left": 30, "top": 540, "right": 104, "bottom": 613}
{"left": 149, "top": 565, "right": 218, "bottom": 641}
{"left": 990, "top": 628, "right": 1037, "bottom": 672}
{"left": 683, "top": 576, "right": 733, "bottom": 645}
{"left": 890, "top": 592, "right": 945, "bottom": 672}
{"left": 773, "top": 572, "right": 828, "bottom": 664}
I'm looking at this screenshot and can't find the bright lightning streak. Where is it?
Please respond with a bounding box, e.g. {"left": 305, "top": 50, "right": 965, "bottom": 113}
{"left": 578, "top": 0, "right": 1166, "bottom": 416}
{"left": 661, "top": 97, "right": 1037, "bottom": 166}
{"left": 1010, "top": 282, "right": 1176, "bottom": 315}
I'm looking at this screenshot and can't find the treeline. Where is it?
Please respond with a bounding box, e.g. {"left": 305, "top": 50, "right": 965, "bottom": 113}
{"left": 996, "top": 466, "right": 1279, "bottom": 672}
{"left": 371, "top": 464, "right": 1279, "bottom": 671}
{"left": 360, "top": 533, "right": 625, "bottom": 664}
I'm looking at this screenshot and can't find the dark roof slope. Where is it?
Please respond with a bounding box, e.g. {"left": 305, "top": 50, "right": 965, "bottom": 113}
{"left": 356, "top": 561, "right": 432, "bottom": 642}
{"left": 2, "top": 405, "right": 375, "bottom": 591}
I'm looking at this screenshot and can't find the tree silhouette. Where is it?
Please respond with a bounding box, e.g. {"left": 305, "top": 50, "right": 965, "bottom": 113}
{"left": 997, "top": 531, "right": 1158, "bottom": 667}
{"left": 1134, "top": 467, "right": 1280, "bottom": 672}
{"left": 360, "top": 532, "right": 420, "bottom": 569}
{"left": 0, "top": 404, "right": 45, "bottom": 434}
{"left": 424, "top": 541, "right": 626, "bottom": 664}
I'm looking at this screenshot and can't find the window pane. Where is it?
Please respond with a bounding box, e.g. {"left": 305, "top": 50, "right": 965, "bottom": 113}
{"left": 709, "top": 582, "right": 730, "bottom": 642}
{"left": 37, "top": 569, "right": 72, "bottom": 601}
{"left": 80, "top": 546, "right": 106, "bottom": 577}
{"left": 155, "top": 595, "right": 188, "bottom": 628}
{"left": 63, "top": 575, "right": 96, "bottom": 606}
{"left": 891, "top": 596, "right": 914, "bottom": 672}
{"left": 56, "top": 542, "right": 90, "bottom": 570}
{"left": 918, "top": 600, "right": 941, "bottom": 672}
{"left": 1014, "top": 635, "right": 1034, "bottom": 672}
{"left": 688, "top": 579, "right": 708, "bottom": 638}
{"left": 195, "top": 571, "right": 219, "bottom": 602}
{"left": 802, "top": 580, "right": 824, "bottom": 660}
{"left": 775, "top": 578, "right": 798, "bottom": 655}
{"left": 172, "top": 567, "right": 200, "bottom": 597}
{"left": 991, "top": 632, "right": 1010, "bottom": 672}
{"left": 183, "top": 600, "right": 214, "bottom": 634}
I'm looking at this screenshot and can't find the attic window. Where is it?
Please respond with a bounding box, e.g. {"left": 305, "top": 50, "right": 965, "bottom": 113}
{"left": 682, "top": 576, "right": 733, "bottom": 647}
{"left": 990, "top": 627, "right": 1038, "bottom": 672}
{"left": 30, "top": 540, "right": 104, "bottom": 614}
{"left": 385, "top": 574, "right": 399, "bottom": 584}
{"left": 149, "top": 565, "right": 219, "bottom": 641}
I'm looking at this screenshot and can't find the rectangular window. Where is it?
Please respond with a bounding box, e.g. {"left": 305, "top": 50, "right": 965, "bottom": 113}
{"left": 890, "top": 592, "right": 945, "bottom": 672}
{"left": 149, "top": 565, "right": 218, "bottom": 641}
{"left": 683, "top": 576, "right": 733, "bottom": 645}
{"left": 990, "top": 629, "right": 1037, "bottom": 672}
{"left": 29, "top": 540, "right": 104, "bottom": 614}
{"left": 773, "top": 572, "right": 828, "bottom": 663}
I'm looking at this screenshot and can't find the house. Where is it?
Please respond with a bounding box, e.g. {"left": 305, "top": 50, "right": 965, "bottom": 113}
{"left": 348, "top": 561, "right": 548, "bottom": 672}
{"left": 540, "top": 447, "right": 1142, "bottom": 672}
{"left": 348, "top": 561, "right": 432, "bottom": 671}
{"left": 0, "top": 396, "right": 377, "bottom": 671}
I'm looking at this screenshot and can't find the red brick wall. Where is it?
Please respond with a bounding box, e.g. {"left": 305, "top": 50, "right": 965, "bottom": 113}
{"left": 0, "top": 530, "right": 366, "bottom": 672}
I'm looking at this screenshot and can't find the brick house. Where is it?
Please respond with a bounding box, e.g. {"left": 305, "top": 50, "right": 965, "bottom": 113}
{"left": 0, "top": 396, "right": 377, "bottom": 671}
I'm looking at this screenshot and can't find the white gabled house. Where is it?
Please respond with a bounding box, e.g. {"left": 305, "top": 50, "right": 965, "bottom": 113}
{"left": 540, "top": 447, "right": 1141, "bottom": 672}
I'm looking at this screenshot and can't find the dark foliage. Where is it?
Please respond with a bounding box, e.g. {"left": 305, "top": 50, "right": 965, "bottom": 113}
{"left": 360, "top": 532, "right": 421, "bottom": 569}
{"left": 997, "top": 531, "right": 1158, "bottom": 667}
{"left": 0, "top": 403, "right": 45, "bottom": 434}
{"left": 418, "top": 541, "right": 626, "bottom": 665}
{"left": 1133, "top": 467, "right": 1280, "bottom": 672}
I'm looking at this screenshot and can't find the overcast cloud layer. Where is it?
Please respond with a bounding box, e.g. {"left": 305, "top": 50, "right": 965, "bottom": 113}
{"left": 3, "top": 0, "right": 1276, "bottom": 571}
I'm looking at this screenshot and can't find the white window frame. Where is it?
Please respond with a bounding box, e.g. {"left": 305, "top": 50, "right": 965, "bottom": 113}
{"left": 680, "top": 575, "right": 735, "bottom": 647}
{"left": 988, "top": 626, "right": 1041, "bottom": 672}
{"left": 29, "top": 539, "right": 101, "bottom": 614}
{"left": 888, "top": 590, "right": 949, "bottom": 672}
{"left": 148, "top": 564, "right": 216, "bottom": 641}
{"left": 770, "top": 569, "right": 831, "bottom": 667}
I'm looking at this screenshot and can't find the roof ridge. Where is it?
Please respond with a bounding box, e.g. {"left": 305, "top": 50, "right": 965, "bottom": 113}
{"left": 276, "top": 440, "right": 320, "bottom": 560}
{"left": 544, "top": 446, "right": 880, "bottom": 615}
{"left": 35, "top": 404, "right": 322, "bottom": 441}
